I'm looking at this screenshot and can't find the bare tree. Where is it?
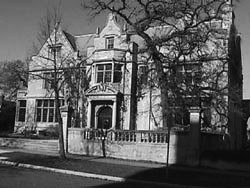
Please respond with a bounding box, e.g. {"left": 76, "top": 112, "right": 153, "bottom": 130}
{"left": 30, "top": 2, "right": 91, "bottom": 159}
{"left": 83, "top": 0, "right": 232, "bottom": 127}
{"left": 0, "top": 60, "right": 28, "bottom": 100}
{"left": 82, "top": 0, "right": 243, "bottom": 159}
{"left": 30, "top": 3, "right": 68, "bottom": 159}
{"left": 84, "top": 1, "right": 230, "bottom": 130}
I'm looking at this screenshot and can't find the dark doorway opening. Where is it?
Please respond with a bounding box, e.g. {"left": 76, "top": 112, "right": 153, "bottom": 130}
{"left": 97, "top": 106, "right": 112, "bottom": 129}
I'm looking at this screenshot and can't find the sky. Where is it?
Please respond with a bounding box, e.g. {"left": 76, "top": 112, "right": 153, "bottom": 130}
{"left": 0, "top": 0, "right": 249, "bottom": 98}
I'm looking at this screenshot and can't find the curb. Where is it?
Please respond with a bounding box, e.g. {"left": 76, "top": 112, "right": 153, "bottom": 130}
{"left": 0, "top": 160, "right": 212, "bottom": 188}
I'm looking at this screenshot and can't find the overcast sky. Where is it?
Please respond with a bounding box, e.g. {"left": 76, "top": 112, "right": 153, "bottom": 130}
{"left": 0, "top": 0, "right": 249, "bottom": 98}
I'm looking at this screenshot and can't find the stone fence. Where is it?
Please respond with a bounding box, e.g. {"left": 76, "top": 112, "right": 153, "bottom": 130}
{"left": 81, "top": 129, "right": 168, "bottom": 143}
{"left": 61, "top": 107, "right": 229, "bottom": 166}
{"left": 68, "top": 128, "right": 174, "bottom": 164}
{"left": 67, "top": 128, "right": 228, "bottom": 165}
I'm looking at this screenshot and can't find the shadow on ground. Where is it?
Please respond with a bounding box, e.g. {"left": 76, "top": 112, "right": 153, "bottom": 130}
{"left": 93, "top": 166, "right": 250, "bottom": 188}
{"left": 1, "top": 151, "right": 250, "bottom": 187}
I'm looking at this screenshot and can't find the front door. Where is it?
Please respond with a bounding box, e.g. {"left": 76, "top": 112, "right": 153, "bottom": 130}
{"left": 97, "top": 106, "right": 112, "bottom": 129}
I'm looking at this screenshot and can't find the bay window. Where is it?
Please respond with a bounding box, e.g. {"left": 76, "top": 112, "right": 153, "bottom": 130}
{"left": 97, "top": 64, "right": 112, "bottom": 83}
{"left": 96, "top": 63, "right": 122, "bottom": 83}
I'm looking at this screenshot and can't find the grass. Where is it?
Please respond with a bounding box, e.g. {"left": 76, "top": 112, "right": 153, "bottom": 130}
{"left": 1, "top": 151, "right": 250, "bottom": 187}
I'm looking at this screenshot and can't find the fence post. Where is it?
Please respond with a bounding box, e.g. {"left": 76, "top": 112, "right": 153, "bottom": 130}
{"left": 60, "top": 105, "right": 69, "bottom": 153}
{"left": 189, "top": 107, "right": 201, "bottom": 166}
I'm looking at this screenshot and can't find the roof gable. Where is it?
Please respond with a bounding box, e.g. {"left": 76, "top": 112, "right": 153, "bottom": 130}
{"left": 100, "top": 13, "right": 122, "bottom": 37}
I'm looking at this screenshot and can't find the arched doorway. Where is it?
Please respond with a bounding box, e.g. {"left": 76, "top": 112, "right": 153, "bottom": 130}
{"left": 97, "top": 106, "right": 112, "bottom": 129}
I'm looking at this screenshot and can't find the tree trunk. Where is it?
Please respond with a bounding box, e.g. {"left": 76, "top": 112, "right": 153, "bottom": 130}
{"left": 160, "top": 84, "right": 169, "bottom": 128}
{"left": 55, "top": 88, "right": 66, "bottom": 160}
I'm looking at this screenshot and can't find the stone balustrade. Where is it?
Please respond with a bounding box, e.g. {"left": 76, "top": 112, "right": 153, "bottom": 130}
{"left": 81, "top": 128, "right": 168, "bottom": 143}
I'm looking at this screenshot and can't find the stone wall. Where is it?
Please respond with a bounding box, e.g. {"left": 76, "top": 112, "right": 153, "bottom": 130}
{"left": 67, "top": 128, "right": 207, "bottom": 165}
{"left": 67, "top": 127, "right": 229, "bottom": 166}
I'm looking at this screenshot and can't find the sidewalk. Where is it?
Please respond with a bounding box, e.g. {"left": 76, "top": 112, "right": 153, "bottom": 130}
{"left": 1, "top": 147, "right": 250, "bottom": 187}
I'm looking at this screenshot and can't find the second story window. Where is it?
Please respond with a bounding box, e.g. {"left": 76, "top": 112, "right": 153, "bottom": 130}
{"left": 49, "top": 44, "right": 62, "bottom": 61}
{"left": 106, "top": 37, "right": 114, "bottom": 49}
{"left": 43, "top": 72, "right": 62, "bottom": 90}
{"left": 96, "top": 63, "right": 123, "bottom": 83}
{"left": 44, "top": 72, "right": 52, "bottom": 89}
{"left": 97, "top": 64, "right": 112, "bottom": 83}
{"left": 114, "top": 64, "right": 122, "bottom": 83}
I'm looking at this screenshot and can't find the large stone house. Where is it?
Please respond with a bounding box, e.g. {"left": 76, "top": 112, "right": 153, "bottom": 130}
{"left": 14, "top": 2, "right": 243, "bottom": 149}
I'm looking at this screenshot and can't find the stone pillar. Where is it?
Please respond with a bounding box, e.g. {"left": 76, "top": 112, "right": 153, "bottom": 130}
{"left": 95, "top": 111, "right": 98, "bottom": 129}
{"left": 112, "top": 100, "right": 117, "bottom": 129}
{"left": 60, "top": 105, "right": 69, "bottom": 153}
{"left": 87, "top": 100, "right": 92, "bottom": 128}
{"left": 189, "top": 107, "right": 201, "bottom": 166}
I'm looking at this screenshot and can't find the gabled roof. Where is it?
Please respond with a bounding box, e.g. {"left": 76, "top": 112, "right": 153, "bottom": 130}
{"left": 63, "top": 31, "right": 77, "bottom": 51}
{"left": 75, "top": 34, "right": 96, "bottom": 57}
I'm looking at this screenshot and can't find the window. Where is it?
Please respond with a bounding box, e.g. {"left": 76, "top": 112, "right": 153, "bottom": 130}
{"left": 176, "top": 63, "right": 201, "bottom": 86}
{"left": 49, "top": 45, "right": 62, "bottom": 61}
{"left": 96, "top": 64, "right": 112, "bottom": 83}
{"left": 114, "top": 64, "right": 122, "bottom": 83}
{"left": 201, "top": 97, "right": 212, "bottom": 128}
{"left": 43, "top": 72, "right": 62, "bottom": 89}
{"left": 138, "top": 65, "right": 148, "bottom": 86}
{"left": 173, "top": 109, "right": 190, "bottom": 126}
{"left": 44, "top": 72, "right": 52, "bottom": 89}
{"left": 106, "top": 37, "right": 114, "bottom": 49}
{"left": 96, "top": 63, "right": 123, "bottom": 83}
{"left": 36, "top": 99, "right": 64, "bottom": 122}
{"left": 17, "top": 100, "right": 26, "bottom": 122}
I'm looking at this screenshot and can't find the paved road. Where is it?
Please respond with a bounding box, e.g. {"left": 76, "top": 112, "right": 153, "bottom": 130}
{"left": 0, "top": 164, "right": 113, "bottom": 188}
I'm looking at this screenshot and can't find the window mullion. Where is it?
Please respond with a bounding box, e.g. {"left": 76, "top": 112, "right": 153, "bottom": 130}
{"left": 46, "top": 105, "right": 48, "bottom": 122}
{"left": 41, "top": 101, "right": 43, "bottom": 122}
{"left": 112, "top": 62, "right": 114, "bottom": 83}
{"left": 103, "top": 65, "right": 106, "bottom": 83}
{"left": 54, "top": 102, "right": 56, "bottom": 122}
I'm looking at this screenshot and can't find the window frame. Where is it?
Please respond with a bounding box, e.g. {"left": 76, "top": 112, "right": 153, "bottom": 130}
{"left": 35, "top": 99, "right": 64, "bottom": 123}
{"left": 17, "top": 100, "right": 26, "bottom": 122}
{"left": 43, "top": 71, "right": 62, "bottom": 90}
{"left": 43, "top": 72, "right": 52, "bottom": 89}
{"left": 95, "top": 63, "right": 123, "bottom": 84}
{"left": 176, "top": 63, "right": 202, "bottom": 86}
{"left": 106, "top": 37, "right": 114, "bottom": 49}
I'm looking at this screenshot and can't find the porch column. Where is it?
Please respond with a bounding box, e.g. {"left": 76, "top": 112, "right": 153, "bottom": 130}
{"left": 112, "top": 99, "right": 117, "bottom": 129}
{"left": 87, "top": 100, "right": 92, "bottom": 128}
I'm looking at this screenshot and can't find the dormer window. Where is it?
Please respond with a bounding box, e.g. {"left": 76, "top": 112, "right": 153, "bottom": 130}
{"left": 106, "top": 37, "right": 114, "bottom": 49}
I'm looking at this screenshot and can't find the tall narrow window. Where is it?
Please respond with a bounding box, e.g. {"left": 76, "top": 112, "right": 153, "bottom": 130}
{"left": 18, "top": 100, "right": 26, "bottom": 122}
{"left": 114, "top": 64, "right": 122, "bottom": 83}
{"left": 44, "top": 72, "right": 51, "bottom": 89}
{"left": 106, "top": 37, "right": 114, "bottom": 49}
{"left": 49, "top": 45, "right": 62, "bottom": 62}
{"left": 138, "top": 65, "right": 148, "bottom": 86}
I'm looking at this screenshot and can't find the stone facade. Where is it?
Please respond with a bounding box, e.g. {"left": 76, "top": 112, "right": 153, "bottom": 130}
{"left": 15, "top": 6, "right": 242, "bottom": 151}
